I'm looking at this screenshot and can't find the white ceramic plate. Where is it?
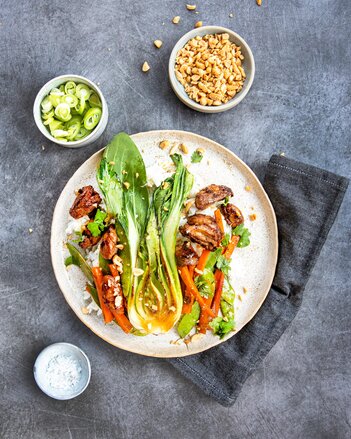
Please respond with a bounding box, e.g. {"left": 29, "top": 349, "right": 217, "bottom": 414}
{"left": 51, "top": 130, "right": 278, "bottom": 357}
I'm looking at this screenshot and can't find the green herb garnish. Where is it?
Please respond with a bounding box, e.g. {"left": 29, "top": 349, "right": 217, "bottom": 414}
{"left": 87, "top": 209, "right": 107, "bottom": 237}
{"left": 210, "top": 317, "right": 235, "bottom": 339}
{"left": 191, "top": 150, "right": 203, "bottom": 163}
{"left": 216, "top": 254, "right": 232, "bottom": 275}
{"left": 233, "top": 224, "right": 251, "bottom": 248}
{"left": 221, "top": 233, "right": 231, "bottom": 247}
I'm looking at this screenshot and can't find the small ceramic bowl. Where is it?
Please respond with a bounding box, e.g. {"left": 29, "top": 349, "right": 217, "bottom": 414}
{"left": 33, "top": 74, "right": 108, "bottom": 148}
{"left": 33, "top": 342, "right": 91, "bottom": 400}
{"left": 169, "top": 26, "right": 255, "bottom": 113}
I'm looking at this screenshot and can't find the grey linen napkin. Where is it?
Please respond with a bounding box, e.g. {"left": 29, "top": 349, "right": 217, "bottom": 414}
{"left": 168, "top": 154, "right": 349, "bottom": 407}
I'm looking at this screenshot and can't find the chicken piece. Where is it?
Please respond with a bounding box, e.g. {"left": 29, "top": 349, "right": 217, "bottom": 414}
{"left": 100, "top": 225, "right": 118, "bottom": 260}
{"left": 176, "top": 241, "right": 199, "bottom": 266}
{"left": 80, "top": 234, "right": 101, "bottom": 249}
{"left": 79, "top": 219, "right": 101, "bottom": 250}
{"left": 220, "top": 203, "right": 244, "bottom": 228}
{"left": 195, "top": 184, "right": 233, "bottom": 210}
{"left": 101, "top": 275, "right": 124, "bottom": 313}
{"left": 69, "top": 186, "right": 101, "bottom": 219}
{"left": 179, "top": 214, "right": 223, "bottom": 251}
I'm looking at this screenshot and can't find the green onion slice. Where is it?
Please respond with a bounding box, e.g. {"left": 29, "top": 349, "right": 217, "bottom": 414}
{"left": 43, "top": 116, "right": 54, "bottom": 125}
{"left": 50, "top": 87, "right": 64, "bottom": 96}
{"left": 75, "top": 98, "right": 87, "bottom": 115}
{"left": 49, "top": 119, "right": 63, "bottom": 132}
{"left": 41, "top": 109, "right": 54, "bottom": 120}
{"left": 83, "top": 107, "right": 102, "bottom": 130}
{"left": 65, "top": 81, "right": 76, "bottom": 95}
{"left": 88, "top": 92, "right": 102, "bottom": 107}
{"left": 76, "top": 84, "right": 91, "bottom": 100}
{"left": 75, "top": 126, "right": 91, "bottom": 140}
{"left": 62, "top": 94, "right": 78, "bottom": 108}
{"left": 66, "top": 116, "right": 82, "bottom": 140}
{"left": 55, "top": 103, "right": 71, "bottom": 122}
{"left": 49, "top": 94, "right": 62, "bottom": 107}
{"left": 41, "top": 97, "right": 53, "bottom": 113}
{"left": 51, "top": 129, "right": 69, "bottom": 138}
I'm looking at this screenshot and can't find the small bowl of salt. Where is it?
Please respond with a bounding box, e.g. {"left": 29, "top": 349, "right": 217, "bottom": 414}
{"left": 33, "top": 342, "right": 91, "bottom": 400}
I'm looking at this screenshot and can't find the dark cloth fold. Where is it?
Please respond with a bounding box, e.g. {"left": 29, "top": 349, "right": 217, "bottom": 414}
{"left": 168, "top": 154, "right": 349, "bottom": 406}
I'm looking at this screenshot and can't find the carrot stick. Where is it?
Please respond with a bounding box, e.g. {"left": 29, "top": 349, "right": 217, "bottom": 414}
{"left": 211, "top": 272, "right": 225, "bottom": 316}
{"left": 224, "top": 235, "right": 240, "bottom": 259}
{"left": 182, "top": 297, "right": 194, "bottom": 314}
{"left": 211, "top": 235, "right": 240, "bottom": 316}
{"left": 92, "top": 267, "right": 113, "bottom": 324}
{"left": 110, "top": 309, "right": 133, "bottom": 333}
{"left": 108, "top": 264, "right": 133, "bottom": 332}
{"left": 181, "top": 274, "right": 194, "bottom": 314}
{"left": 214, "top": 209, "right": 224, "bottom": 234}
{"left": 178, "top": 266, "right": 215, "bottom": 317}
{"left": 188, "top": 265, "right": 195, "bottom": 279}
{"left": 196, "top": 249, "right": 211, "bottom": 274}
{"left": 198, "top": 296, "right": 212, "bottom": 333}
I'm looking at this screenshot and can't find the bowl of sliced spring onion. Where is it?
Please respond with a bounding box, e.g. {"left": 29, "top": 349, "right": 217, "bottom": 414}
{"left": 33, "top": 75, "right": 108, "bottom": 148}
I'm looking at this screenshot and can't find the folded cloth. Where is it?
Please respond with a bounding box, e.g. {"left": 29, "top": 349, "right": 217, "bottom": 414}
{"left": 168, "top": 154, "right": 349, "bottom": 406}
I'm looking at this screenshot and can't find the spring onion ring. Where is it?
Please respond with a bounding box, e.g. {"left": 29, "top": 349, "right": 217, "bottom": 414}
{"left": 83, "top": 107, "right": 102, "bottom": 130}
{"left": 40, "top": 80, "right": 102, "bottom": 141}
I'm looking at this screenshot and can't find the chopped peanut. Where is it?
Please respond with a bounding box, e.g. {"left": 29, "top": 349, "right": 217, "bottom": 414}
{"left": 159, "top": 140, "right": 170, "bottom": 150}
{"left": 154, "top": 40, "right": 163, "bottom": 49}
{"left": 142, "top": 61, "right": 150, "bottom": 72}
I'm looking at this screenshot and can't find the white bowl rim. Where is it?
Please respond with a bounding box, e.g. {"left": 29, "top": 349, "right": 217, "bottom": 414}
{"left": 169, "top": 26, "right": 255, "bottom": 113}
{"left": 33, "top": 74, "right": 107, "bottom": 147}
{"left": 33, "top": 342, "right": 91, "bottom": 400}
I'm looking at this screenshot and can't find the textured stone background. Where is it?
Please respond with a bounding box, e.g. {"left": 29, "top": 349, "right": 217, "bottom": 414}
{"left": 0, "top": 1, "right": 350, "bottom": 438}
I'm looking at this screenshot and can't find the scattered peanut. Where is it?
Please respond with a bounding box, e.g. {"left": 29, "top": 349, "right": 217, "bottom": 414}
{"left": 245, "top": 185, "right": 252, "bottom": 191}
{"left": 257, "top": 0, "right": 262, "bottom": 5}
{"left": 186, "top": 4, "right": 196, "bottom": 11}
{"left": 154, "top": 39, "right": 163, "bottom": 49}
{"left": 172, "top": 16, "right": 181, "bottom": 24}
{"left": 243, "top": 287, "right": 248, "bottom": 293}
{"left": 196, "top": 147, "right": 205, "bottom": 154}
{"left": 142, "top": 61, "right": 150, "bottom": 72}
{"left": 249, "top": 213, "right": 257, "bottom": 221}
{"left": 175, "top": 33, "right": 246, "bottom": 106}
{"left": 81, "top": 307, "right": 89, "bottom": 315}
{"left": 179, "top": 143, "right": 189, "bottom": 154}
{"left": 194, "top": 21, "right": 203, "bottom": 28}
{"left": 184, "top": 198, "right": 195, "bottom": 214}
{"left": 159, "top": 140, "right": 170, "bottom": 149}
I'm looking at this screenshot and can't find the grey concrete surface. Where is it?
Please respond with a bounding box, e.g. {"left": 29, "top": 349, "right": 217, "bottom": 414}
{"left": 1, "top": 1, "right": 350, "bottom": 438}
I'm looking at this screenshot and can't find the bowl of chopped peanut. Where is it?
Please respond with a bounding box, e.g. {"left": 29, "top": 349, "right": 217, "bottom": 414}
{"left": 169, "top": 26, "right": 255, "bottom": 113}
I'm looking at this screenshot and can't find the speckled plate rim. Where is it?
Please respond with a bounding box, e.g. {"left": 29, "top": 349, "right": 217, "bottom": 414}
{"left": 51, "top": 130, "right": 278, "bottom": 358}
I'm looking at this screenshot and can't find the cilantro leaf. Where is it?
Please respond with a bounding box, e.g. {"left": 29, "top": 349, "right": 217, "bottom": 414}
{"left": 87, "top": 222, "right": 101, "bottom": 237}
{"left": 72, "top": 230, "right": 84, "bottom": 243}
{"left": 221, "top": 233, "right": 231, "bottom": 247}
{"left": 223, "top": 196, "right": 230, "bottom": 206}
{"left": 216, "top": 254, "right": 231, "bottom": 275}
{"left": 94, "top": 209, "right": 107, "bottom": 224}
{"left": 210, "top": 317, "right": 235, "bottom": 339}
{"left": 87, "top": 209, "right": 107, "bottom": 237}
{"left": 191, "top": 150, "right": 203, "bottom": 163}
{"left": 233, "top": 224, "right": 251, "bottom": 248}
